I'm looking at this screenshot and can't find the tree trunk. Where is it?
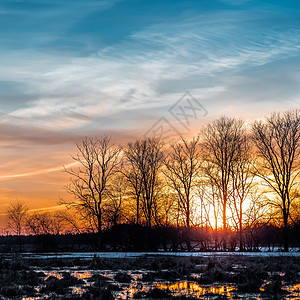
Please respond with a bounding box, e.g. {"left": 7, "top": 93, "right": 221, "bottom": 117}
{"left": 239, "top": 203, "right": 243, "bottom": 251}
{"left": 186, "top": 208, "right": 191, "bottom": 251}
{"left": 239, "top": 226, "right": 243, "bottom": 252}
{"left": 97, "top": 211, "right": 102, "bottom": 250}
{"left": 222, "top": 199, "right": 227, "bottom": 250}
{"left": 186, "top": 206, "right": 190, "bottom": 229}
{"left": 136, "top": 197, "right": 140, "bottom": 225}
{"left": 283, "top": 212, "right": 289, "bottom": 252}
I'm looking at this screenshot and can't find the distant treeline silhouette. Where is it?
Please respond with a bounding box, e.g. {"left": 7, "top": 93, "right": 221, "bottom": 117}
{"left": 1, "top": 223, "right": 300, "bottom": 252}
{"left": 5, "top": 110, "right": 300, "bottom": 252}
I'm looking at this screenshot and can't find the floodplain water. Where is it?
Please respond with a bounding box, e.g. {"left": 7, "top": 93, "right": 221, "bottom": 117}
{"left": 2, "top": 252, "right": 300, "bottom": 299}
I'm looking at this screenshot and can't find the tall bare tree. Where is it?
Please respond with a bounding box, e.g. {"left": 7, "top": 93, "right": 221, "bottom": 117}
{"left": 122, "top": 145, "right": 144, "bottom": 224}
{"left": 124, "top": 138, "right": 164, "bottom": 227}
{"left": 252, "top": 110, "right": 300, "bottom": 251}
{"left": 229, "top": 134, "right": 254, "bottom": 251}
{"left": 62, "top": 136, "right": 120, "bottom": 245}
{"left": 164, "top": 136, "right": 201, "bottom": 228}
{"left": 55, "top": 209, "right": 86, "bottom": 234}
{"left": 201, "top": 163, "right": 222, "bottom": 231}
{"left": 198, "top": 175, "right": 221, "bottom": 250}
{"left": 6, "top": 200, "right": 28, "bottom": 236}
{"left": 26, "top": 212, "right": 62, "bottom": 235}
{"left": 156, "top": 188, "right": 176, "bottom": 226}
{"left": 6, "top": 200, "right": 28, "bottom": 251}
{"left": 103, "top": 173, "right": 127, "bottom": 227}
{"left": 202, "top": 117, "right": 245, "bottom": 248}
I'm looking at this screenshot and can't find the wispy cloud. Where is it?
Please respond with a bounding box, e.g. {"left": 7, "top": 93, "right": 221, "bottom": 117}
{"left": 0, "top": 162, "right": 77, "bottom": 181}
{"left": 2, "top": 7, "right": 299, "bottom": 131}
{"left": 0, "top": 0, "right": 299, "bottom": 218}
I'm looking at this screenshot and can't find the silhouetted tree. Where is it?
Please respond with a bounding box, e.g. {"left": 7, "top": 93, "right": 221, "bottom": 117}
{"left": 156, "top": 189, "right": 176, "bottom": 226}
{"left": 198, "top": 175, "right": 221, "bottom": 250}
{"left": 124, "top": 138, "right": 164, "bottom": 227}
{"left": 62, "top": 136, "right": 120, "bottom": 246}
{"left": 6, "top": 200, "right": 28, "bottom": 251}
{"left": 122, "top": 144, "right": 144, "bottom": 224}
{"left": 26, "top": 212, "right": 62, "bottom": 235}
{"left": 202, "top": 117, "right": 245, "bottom": 249}
{"left": 103, "top": 173, "right": 127, "bottom": 227}
{"left": 164, "top": 136, "right": 202, "bottom": 229}
{"left": 252, "top": 110, "right": 300, "bottom": 251}
{"left": 229, "top": 133, "right": 254, "bottom": 251}
{"left": 6, "top": 200, "right": 28, "bottom": 236}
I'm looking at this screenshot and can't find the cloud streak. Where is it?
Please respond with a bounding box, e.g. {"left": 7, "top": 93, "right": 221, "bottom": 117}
{"left": 0, "top": 0, "right": 299, "bottom": 220}
{"left": 0, "top": 162, "right": 78, "bottom": 181}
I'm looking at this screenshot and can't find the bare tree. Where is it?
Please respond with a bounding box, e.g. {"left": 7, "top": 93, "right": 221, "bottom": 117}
{"left": 103, "top": 173, "right": 127, "bottom": 227}
{"left": 55, "top": 209, "right": 86, "bottom": 234}
{"left": 121, "top": 145, "right": 144, "bottom": 224}
{"left": 229, "top": 134, "right": 254, "bottom": 251}
{"left": 198, "top": 175, "right": 221, "bottom": 250}
{"left": 7, "top": 200, "right": 28, "bottom": 236}
{"left": 164, "top": 136, "right": 202, "bottom": 228}
{"left": 124, "top": 138, "right": 164, "bottom": 227}
{"left": 26, "top": 212, "right": 62, "bottom": 235}
{"left": 6, "top": 200, "right": 28, "bottom": 251}
{"left": 157, "top": 188, "right": 176, "bottom": 226}
{"left": 62, "top": 136, "right": 120, "bottom": 246}
{"left": 202, "top": 117, "right": 245, "bottom": 248}
{"left": 243, "top": 192, "right": 272, "bottom": 251}
{"left": 252, "top": 110, "right": 300, "bottom": 251}
{"left": 244, "top": 192, "right": 271, "bottom": 229}
{"left": 201, "top": 163, "right": 222, "bottom": 231}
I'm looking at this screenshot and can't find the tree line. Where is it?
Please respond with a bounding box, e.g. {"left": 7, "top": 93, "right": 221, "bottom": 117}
{"left": 5, "top": 110, "right": 300, "bottom": 251}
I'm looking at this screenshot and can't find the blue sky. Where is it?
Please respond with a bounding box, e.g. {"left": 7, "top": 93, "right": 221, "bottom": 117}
{"left": 0, "top": 0, "right": 300, "bottom": 212}
{"left": 1, "top": 0, "right": 300, "bottom": 136}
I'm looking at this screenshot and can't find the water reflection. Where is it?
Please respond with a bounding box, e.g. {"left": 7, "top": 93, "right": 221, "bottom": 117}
{"left": 116, "top": 272, "right": 149, "bottom": 299}
{"left": 285, "top": 283, "right": 300, "bottom": 299}
{"left": 117, "top": 279, "right": 236, "bottom": 299}
{"left": 259, "top": 281, "right": 270, "bottom": 292}
{"left": 72, "top": 287, "right": 87, "bottom": 295}
{"left": 71, "top": 271, "right": 92, "bottom": 280}
{"left": 156, "top": 281, "right": 236, "bottom": 299}
{"left": 44, "top": 271, "right": 63, "bottom": 280}
{"left": 36, "top": 269, "right": 300, "bottom": 300}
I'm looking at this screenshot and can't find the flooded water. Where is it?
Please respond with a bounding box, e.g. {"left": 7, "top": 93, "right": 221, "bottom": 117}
{"left": 21, "top": 250, "right": 300, "bottom": 260}
{"left": 23, "top": 268, "right": 300, "bottom": 299}
{"left": 71, "top": 271, "right": 92, "bottom": 280}
{"left": 2, "top": 254, "right": 298, "bottom": 299}
{"left": 156, "top": 281, "right": 236, "bottom": 299}
{"left": 44, "top": 271, "right": 63, "bottom": 280}
{"left": 285, "top": 283, "right": 300, "bottom": 299}
{"left": 112, "top": 273, "right": 237, "bottom": 299}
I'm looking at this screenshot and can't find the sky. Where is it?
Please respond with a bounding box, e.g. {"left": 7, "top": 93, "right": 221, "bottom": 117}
{"left": 0, "top": 0, "right": 300, "bottom": 226}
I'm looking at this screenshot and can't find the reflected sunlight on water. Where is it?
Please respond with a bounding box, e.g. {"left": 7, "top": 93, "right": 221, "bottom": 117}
{"left": 72, "top": 287, "right": 87, "bottom": 295}
{"left": 71, "top": 271, "right": 92, "bottom": 279}
{"left": 71, "top": 271, "right": 92, "bottom": 295}
{"left": 117, "top": 275, "right": 149, "bottom": 299}
{"left": 156, "top": 281, "right": 236, "bottom": 299}
{"left": 44, "top": 271, "right": 63, "bottom": 280}
{"left": 102, "top": 271, "right": 115, "bottom": 279}
{"left": 117, "top": 280, "right": 237, "bottom": 299}
{"left": 285, "top": 283, "right": 300, "bottom": 299}
{"left": 23, "top": 268, "right": 300, "bottom": 300}
{"left": 259, "top": 281, "right": 271, "bottom": 292}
